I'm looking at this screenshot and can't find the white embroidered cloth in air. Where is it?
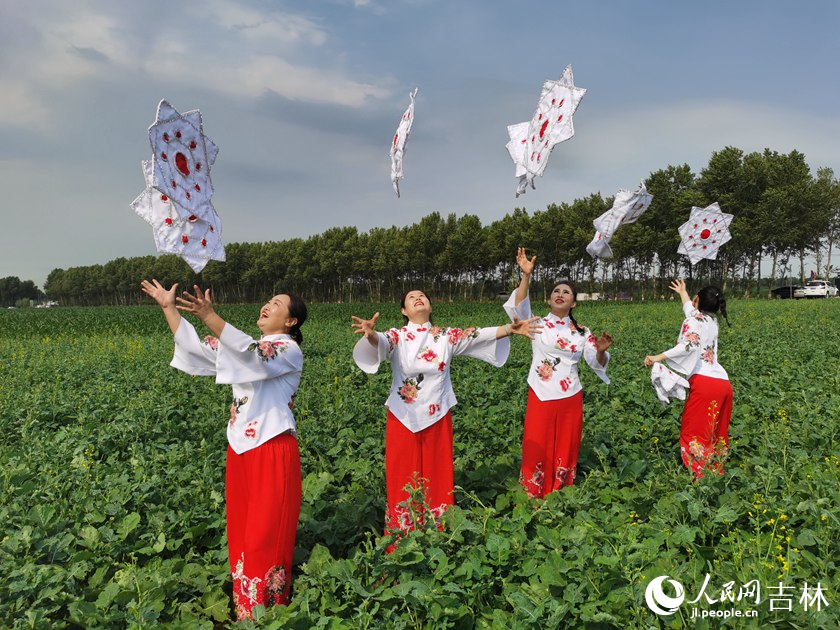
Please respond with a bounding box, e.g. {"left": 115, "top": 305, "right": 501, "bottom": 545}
{"left": 130, "top": 100, "right": 225, "bottom": 273}
{"left": 390, "top": 88, "right": 418, "bottom": 198}
{"left": 677, "top": 202, "right": 733, "bottom": 265}
{"left": 587, "top": 182, "right": 653, "bottom": 258}
{"left": 506, "top": 65, "right": 586, "bottom": 197}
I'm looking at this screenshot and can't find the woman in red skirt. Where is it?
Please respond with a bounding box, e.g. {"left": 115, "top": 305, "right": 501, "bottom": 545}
{"left": 504, "top": 248, "right": 614, "bottom": 498}
{"left": 645, "top": 279, "right": 732, "bottom": 478}
{"left": 351, "top": 289, "right": 539, "bottom": 547}
{"left": 142, "top": 279, "right": 307, "bottom": 620}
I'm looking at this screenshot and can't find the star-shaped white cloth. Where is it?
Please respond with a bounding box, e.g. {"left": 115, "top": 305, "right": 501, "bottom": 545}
{"left": 506, "top": 65, "right": 586, "bottom": 197}
{"left": 650, "top": 362, "right": 691, "bottom": 405}
{"left": 390, "top": 88, "right": 418, "bottom": 198}
{"left": 130, "top": 160, "right": 225, "bottom": 273}
{"left": 586, "top": 182, "right": 653, "bottom": 258}
{"left": 148, "top": 100, "right": 218, "bottom": 220}
{"left": 677, "top": 202, "right": 733, "bottom": 265}
{"left": 131, "top": 100, "right": 225, "bottom": 273}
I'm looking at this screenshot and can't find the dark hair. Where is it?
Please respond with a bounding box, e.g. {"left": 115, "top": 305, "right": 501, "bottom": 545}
{"left": 400, "top": 289, "right": 433, "bottom": 325}
{"left": 696, "top": 286, "right": 731, "bottom": 327}
{"left": 551, "top": 280, "right": 586, "bottom": 336}
{"left": 285, "top": 292, "right": 308, "bottom": 344}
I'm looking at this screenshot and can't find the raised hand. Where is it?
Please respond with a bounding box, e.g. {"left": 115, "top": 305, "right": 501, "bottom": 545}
{"left": 669, "top": 278, "right": 690, "bottom": 303}
{"left": 351, "top": 312, "right": 380, "bottom": 345}
{"left": 510, "top": 315, "right": 543, "bottom": 339}
{"left": 141, "top": 279, "right": 178, "bottom": 309}
{"left": 516, "top": 246, "right": 536, "bottom": 275}
{"left": 176, "top": 285, "right": 216, "bottom": 321}
{"left": 594, "top": 331, "right": 614, "bottom": 353}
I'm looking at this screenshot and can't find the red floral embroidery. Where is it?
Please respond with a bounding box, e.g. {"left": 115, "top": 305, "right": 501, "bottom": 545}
{"left": 398, "top": 374, "right": 423, "bottom": 403}
{"left": 248, "top": 340, "right": 288, "bottom": 361}
{"left": 418, "top": 347, "right": 438, "bottom": 362}
{"left": 386, "top": 329, "right": 399, "bottom": 351}
{"left": 202, "top": 335, "right": 219, "bottom": 350}
{"left": 437, "top": 361, "right": 446, "bottom": 372}
{"left": 447, "top": 328, "right": 464, "bottom": 345}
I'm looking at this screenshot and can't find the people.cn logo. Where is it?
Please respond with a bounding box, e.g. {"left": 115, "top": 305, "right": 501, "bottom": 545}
{"left": 645, "top": 576, "right": 685, "bottom": 616}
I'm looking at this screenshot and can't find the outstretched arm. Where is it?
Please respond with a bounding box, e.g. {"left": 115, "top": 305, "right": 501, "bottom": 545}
{"left": 514, "top": 247, "right": 536, "bottom": 307}
{"left": 494, "top": 315, "right": 543, "bottom": 339}
{"left": 176, "top": 285, "right": 227, "bottom": 337}
{"left": 141, "top": 279, "right": 181, "bottom": 335}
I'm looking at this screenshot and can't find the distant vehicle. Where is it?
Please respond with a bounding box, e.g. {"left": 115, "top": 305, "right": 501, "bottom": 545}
{"left": 771, "top": 285, "right": 804, "bottom": 299}
{"left": 802, "top": 280, "right": 839, "bottom": 298}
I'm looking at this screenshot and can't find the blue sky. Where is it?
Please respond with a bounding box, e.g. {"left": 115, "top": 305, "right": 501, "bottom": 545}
{"left": 2, "top": 0, "right": 839, "bottom": 286}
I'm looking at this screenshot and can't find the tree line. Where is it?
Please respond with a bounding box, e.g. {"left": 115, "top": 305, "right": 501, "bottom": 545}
{"left": 43, "top": 146, "right": 840, "bottom": 306}
{"left": 0, "top": 276, "right": 43, "bottom": 308}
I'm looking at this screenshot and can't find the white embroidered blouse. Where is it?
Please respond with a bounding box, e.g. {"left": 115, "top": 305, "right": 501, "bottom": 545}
{"left": 503, "top": 291, "right": 610, "bottom": 401}
{"left": 353, "top": 322, "right": 510, "bottom": 433}
{"left": 170, "top": 318, "right": 302, "bottom": 454}
{"left": 662, "top": 302, "right": 729, "bottom": 381}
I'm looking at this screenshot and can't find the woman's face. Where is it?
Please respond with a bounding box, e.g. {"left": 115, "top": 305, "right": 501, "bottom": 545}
{"left": 257, "top": 294, "right": 296, "bottom": 335}
{"left": 548, "top": 283, "right": 576, "bottom": 316}
{"left": 401, "top": 290, "right": 432, "bottom": 323}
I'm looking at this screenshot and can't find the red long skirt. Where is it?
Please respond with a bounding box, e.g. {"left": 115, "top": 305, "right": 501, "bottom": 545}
{"left": 384, "top": 410, "right": 454, "bottom": 546}
{"left": 680, "top": 374, "right": 733, "bottom": 478}
{"left": 520, "top": 388, "right": 583, "bottom": 498}
{"left": 226, "top": 432, "right": 301, "bottom": 620}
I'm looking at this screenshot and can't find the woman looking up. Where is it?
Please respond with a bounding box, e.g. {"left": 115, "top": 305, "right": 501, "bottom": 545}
{"left": 645, "top": 279, "right": 732, "bottom": 479}
{"left": 351, "top": 289, "right": 540, "bottom": 548}
{"left": 141, "top": 279, "right": 307, "bottom": 620}
{"left": 504, "top": 248, "right": 613, "bottom": 498}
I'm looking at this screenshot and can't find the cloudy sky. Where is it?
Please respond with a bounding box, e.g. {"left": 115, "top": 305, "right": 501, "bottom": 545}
{"left": 2, "top": 0, "right": 839, "bottom": 287}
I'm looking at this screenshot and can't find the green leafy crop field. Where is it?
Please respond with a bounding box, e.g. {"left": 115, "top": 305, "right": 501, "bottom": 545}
{"left": 1, "top": 299, "right": 838, "bottom": 628}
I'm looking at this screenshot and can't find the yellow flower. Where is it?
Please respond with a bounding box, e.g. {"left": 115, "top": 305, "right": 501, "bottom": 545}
{"left": 779, "top": 514, "right": 787, "bottom": 521}
{"left": 821, "top": 515, "right": 828, "bottom": 521}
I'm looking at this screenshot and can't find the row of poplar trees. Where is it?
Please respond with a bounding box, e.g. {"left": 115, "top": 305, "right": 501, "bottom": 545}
{"left": 44, "top": 147, "right": 840, "bottom": 305}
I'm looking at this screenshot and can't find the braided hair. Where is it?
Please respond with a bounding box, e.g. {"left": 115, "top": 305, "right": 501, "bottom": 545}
{"left": 285, "top": 292, "right": 308, "bottom": 344}
{"left": 696, "top": 286, "right": 731, "bottom": 328}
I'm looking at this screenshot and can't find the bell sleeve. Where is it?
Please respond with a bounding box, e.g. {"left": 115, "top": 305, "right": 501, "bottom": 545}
{"left": 214, "top": 325, "right": 302, "bottom": 385}
{"left": 170, "top": 318, "right": 219, "bottom": 376}
{"left": 502, "top": 290, "right": 533, "bottom": 322}
{"left": 449, "top": 326, "right": 510, "bottom": 367}
{"left": 353, "top": 329, "right": 398, "bottom": 374}
{"left": 662, "top": 317, "right": 701, "bottom": 375}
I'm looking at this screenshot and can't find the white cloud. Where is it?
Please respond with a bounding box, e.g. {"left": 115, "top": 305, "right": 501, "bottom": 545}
{"left": 202, "top": 0, "right": 328, "bottom": 46}
{"left": 0, "top": 81, "right": 50, "bottom": 127}
{"left": 578, "top": 99, "right": 840, "bottom": 180}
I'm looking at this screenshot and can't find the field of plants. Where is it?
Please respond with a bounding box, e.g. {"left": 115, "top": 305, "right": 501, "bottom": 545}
{"left": 1, "top": 298, "right": 838, "bottom": 628}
